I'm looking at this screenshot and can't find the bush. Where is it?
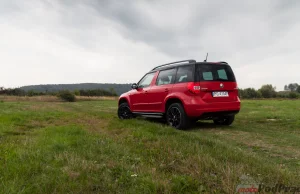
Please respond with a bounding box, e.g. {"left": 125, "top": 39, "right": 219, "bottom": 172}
{"left": 288, "top": 92, "right": 298, "bottom": 99}
{"left": 297, "top": 86, "right": 300, "bottom": 93}
{"left": 256, "top": 90, "right": 263, "bottom": 98}
{"left": 276, "top": 91, "right": 289, "bottom": 98}
{"left": 238, "top": 88, "right": 262, "bottom": 99}
{"left": 74, "top": 90, "right": 80, "bottom": 96}
{"left": 79, "top": 89, "right": 117, "bottom": 97}
{"left": 259, "top": 84, "right": 276, "bottom": 98}
{"left": 57, "top": 91, "right": 76, "bottom": 102}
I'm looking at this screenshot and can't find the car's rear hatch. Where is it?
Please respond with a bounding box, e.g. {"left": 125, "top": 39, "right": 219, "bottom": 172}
{"left": 195, "top": 63, "right": 238, "bottom": 103}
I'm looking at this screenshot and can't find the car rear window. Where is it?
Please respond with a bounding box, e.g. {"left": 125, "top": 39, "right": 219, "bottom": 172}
{"left": 196, "top": 64, "right": 236, "bottom": 82}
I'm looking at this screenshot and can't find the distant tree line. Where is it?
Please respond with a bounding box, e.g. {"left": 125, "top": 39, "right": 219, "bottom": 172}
{"left": 283, "top": 83, "right": 300, "bottom": 93}
{"left": 2, "top": 82, "right": 300, "bottom": 99}
{"left": 0, "top": 88, "right": 28, "bottom": 96}
{"left": 19, "top": 83, "right": 131, "bottom": 95}
{"left": 77, "top": 88, "right": 117, "bottom": 97}
{"left": 0, "top": 87, "right": 117, "bottom": 97}
{"left": 239, "top": 83, "right": 300, "bottom": 99}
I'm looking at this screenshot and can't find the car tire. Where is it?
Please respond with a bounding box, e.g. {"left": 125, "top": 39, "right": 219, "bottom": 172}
{"left": 166, "top": 103, "right": 189, "bottom": 129}
{"left": 213, "top": 115, "right": 235, "bottom": 125}
{"left": 118, "top": 102, "right": 133, "bottom": 119}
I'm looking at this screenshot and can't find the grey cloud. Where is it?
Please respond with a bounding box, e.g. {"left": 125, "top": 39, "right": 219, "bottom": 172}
{"left": 55, "top": 0, "right": 300, "bottom": 63}
{"left": 0, "top": 1, "right": 21, "bottom": 15}
{"left": 1, "top": 0, "right": 300, "bottom": 89}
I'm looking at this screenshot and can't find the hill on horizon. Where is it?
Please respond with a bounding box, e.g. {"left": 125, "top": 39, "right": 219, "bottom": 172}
{"left": 20, "top": 83, "right": 132, "bottom": 95}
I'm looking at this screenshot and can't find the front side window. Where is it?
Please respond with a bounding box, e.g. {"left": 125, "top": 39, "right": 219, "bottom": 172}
{"left": 175, "top": 65, "right": 194, "bottom": 83}
{"left": 156, "top": 68, "right": 176, "bottom": 86}
{"left": 138, "top": 73, "right": 155, "bottom": 88}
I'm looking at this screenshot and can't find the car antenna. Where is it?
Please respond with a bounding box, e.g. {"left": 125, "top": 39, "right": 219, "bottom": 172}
{"left": 204, "top": 53, "right": 208, "bottom": 62}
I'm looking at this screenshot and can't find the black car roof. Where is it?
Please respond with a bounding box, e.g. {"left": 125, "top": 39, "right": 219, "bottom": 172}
{"left": 148, "top": 60, "right": 229, "bottom": 73}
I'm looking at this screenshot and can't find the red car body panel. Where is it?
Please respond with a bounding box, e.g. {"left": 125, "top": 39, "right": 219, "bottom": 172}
{"left": 119, "top": 62, "right": 240, "bottom": 118}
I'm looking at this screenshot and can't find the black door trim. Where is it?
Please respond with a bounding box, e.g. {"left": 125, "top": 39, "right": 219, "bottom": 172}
{"left": 132, "top": 112, "right": 164, "bottom": 118}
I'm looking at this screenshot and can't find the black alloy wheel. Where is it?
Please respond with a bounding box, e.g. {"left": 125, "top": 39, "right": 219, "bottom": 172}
{"left": 167, "top": 107, "right": 181, "bottom": 128}
{"left": 118, "top": 102, "right": 133, "bottom": 119}
{"left": 166, "top": 103, "right": 189, "bottom": 129}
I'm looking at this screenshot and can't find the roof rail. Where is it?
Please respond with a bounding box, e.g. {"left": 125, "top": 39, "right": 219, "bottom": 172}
{"left": 152, "top": 59, "right": 196, "bottom": 70}
{"left": 218, "top": 61, "right": 228, "bottom": 64}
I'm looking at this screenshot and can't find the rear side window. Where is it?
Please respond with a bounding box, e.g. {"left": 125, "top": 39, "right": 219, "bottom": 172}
{"left": 156, "top": 68, "right": 176, "bottom": 86}
{"left": 196, "top": 64, "right": 236, "bottom": 82}
{"left": 175, "top": 65, "right": 194, "bottom": 83}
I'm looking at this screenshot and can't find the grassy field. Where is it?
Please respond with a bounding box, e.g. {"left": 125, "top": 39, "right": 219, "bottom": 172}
{"left": 0, "top": 98, "right": 300, "bottom": 193}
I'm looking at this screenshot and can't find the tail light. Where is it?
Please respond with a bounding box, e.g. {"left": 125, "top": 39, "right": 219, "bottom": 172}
{"left": 234, "top": 83, "right": 238, "bottom": 90}
{"left": 234, "top": 84, "right": 239, "bottom": 100}
{"left": 187, "top": 82, "right": 201, "bottom": 94}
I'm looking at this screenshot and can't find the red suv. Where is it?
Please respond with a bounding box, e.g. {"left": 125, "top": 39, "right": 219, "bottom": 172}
{"left": 118, "top": 59, "right": 240, "bottom": 129}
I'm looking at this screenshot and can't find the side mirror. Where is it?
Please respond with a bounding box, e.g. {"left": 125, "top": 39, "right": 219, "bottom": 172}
{"left": 131, "top": 83, "right": 138, "bottom": 89}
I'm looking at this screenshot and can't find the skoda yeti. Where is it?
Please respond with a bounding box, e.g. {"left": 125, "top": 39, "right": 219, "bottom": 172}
{"left": 118, "top": 59, "right": 240, "bottom": 129}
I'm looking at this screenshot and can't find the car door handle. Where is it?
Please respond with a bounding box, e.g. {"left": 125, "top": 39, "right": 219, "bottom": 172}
{"left": 165, "top": 88, "right": 169, "bottom": 92}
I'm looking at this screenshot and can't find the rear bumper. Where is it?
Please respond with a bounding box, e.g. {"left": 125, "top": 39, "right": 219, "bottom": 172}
{"left": 198, "top": 110, "right": 240, "bottom": 119}
{"left": 184, "top": 97, "right": 241, "bottom": 117}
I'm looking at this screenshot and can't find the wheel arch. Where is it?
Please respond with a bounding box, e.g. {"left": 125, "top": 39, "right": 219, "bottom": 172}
{"left": 164, "top": 97, "right": 185, "bottom": 113}
{"left": 118, "top": 97, "right": 130, "bottom": 107}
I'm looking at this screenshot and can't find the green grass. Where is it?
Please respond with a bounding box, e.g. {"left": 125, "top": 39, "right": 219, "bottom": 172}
{"left": 1, "top": 100, "right": 300, "bottom": 193}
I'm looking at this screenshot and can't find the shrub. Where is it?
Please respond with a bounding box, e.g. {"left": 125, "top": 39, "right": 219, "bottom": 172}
{"left": 256, "top": 90, "right": 263, "bottom": 98}
{"left": 79, "top": 89, "right": 117, "bottom": 97}
{"left": 276, "top": 91, "right": 289, "bottom": 98}
{"left": 57, "top": 91, "right": 76, "bottom": 102}
{"left": 238, "top": 88, "right": 262, "bottom": 99}
{"left": 297, "top": 86, "right": 300, "bottom": 93}
{"left": 288, "top": 92, "right": 298, "bottom": 99}
{"left": 74, "top": 90, "right": 80, "bottom": 96}
{"left": 259, "top": 84, "right": 276, "bottom": 98}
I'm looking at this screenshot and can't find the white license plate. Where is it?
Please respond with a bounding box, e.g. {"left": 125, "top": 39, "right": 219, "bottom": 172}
{"left": 212, "top": 91, "right": 229, "bottom": 97}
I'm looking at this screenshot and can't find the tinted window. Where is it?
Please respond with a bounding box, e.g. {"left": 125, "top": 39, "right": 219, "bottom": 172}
{"left": 203, "top": 72, "right": 213, "bottom": 80}
{"left": 138, "top": 73, "right": 155, "bottom": 88}
{"left": 175, "top": 66, "right": 194, "bottom": 83}
{"left": 217, "top": 69, "right": 228, "bottom": 80}
{"left": 196, "top": 64, "right": 235, "bottom": 82}
{"left": 156, "top": 68, "right": 176, "bottom": 86}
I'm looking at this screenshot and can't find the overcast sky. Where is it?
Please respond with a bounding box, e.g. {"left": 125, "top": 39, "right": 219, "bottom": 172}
{"left": 1, "top": 0, "right": 299, "bottom": 90}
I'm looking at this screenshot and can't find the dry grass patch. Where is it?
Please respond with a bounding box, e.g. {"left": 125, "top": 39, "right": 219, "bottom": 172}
{"left": 76, "top": 96, "right": 118, "bottom": 101}
{"left": 0, "top": 95, "right": 60, "bottom": 102}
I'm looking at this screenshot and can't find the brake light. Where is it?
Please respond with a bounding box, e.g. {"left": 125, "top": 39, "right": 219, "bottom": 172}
{"left": 187, "top": 82, "right": 201, "bottom": 94}
{"left": 234, "top": 84, "right": 238, "bottom": 90}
